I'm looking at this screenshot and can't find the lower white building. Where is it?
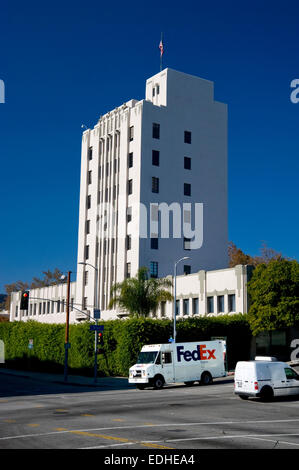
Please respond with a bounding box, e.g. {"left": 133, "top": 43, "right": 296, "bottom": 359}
{"left": 10, "top": 265, "right": 252, "bottom": 323}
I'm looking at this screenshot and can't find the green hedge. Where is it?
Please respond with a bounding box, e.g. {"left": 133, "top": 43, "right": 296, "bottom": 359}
{"left": 0, "top": 314, "right": 251, "bottom": 376}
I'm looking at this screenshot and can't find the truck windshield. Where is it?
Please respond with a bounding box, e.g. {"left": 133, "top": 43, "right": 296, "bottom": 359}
{"left": 137, "top": 351, "right": 159, "bottom": 364}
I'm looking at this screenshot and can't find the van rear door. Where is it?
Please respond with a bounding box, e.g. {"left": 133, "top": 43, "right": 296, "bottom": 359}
{"left": 235, "top": 362, "right": 256, "bottom": 394}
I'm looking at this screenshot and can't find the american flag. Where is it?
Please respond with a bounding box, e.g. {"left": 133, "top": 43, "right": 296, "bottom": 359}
{"left": 159, "top": 39, "right": 164, "bottom": 56}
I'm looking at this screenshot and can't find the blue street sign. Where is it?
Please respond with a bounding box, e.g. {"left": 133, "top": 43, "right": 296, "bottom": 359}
{"left": 90, "top": 324, "right": 104, "bottom": 332}
{"left": 94, "top": 309, "right": 101, "bottom": 319}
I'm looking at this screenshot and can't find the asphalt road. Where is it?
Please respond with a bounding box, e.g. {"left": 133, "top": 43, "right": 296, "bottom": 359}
{"left": 1, "top": 372, "right": 299, "bottom": 450}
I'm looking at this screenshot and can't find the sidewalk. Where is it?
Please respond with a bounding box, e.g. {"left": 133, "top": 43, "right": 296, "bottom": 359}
{"left": 0, "top": 367, "right": 133, "bottom": 390}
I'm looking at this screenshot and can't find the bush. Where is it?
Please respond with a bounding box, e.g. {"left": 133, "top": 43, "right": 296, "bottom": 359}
{"left": 0, "top": 314, "right": 251, "bottom": 376}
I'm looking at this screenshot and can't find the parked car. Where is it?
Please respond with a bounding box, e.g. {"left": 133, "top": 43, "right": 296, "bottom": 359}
{"left": 234, "top": 356, "right": 299, "bottom": 401}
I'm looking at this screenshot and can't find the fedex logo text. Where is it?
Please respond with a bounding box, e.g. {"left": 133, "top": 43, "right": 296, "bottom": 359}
{"left": 176, "top": 344, "right": 216, "bottom": 362}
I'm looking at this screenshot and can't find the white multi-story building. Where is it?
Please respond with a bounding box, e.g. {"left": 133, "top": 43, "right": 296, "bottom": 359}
{"left": 75, "top": 68, "right": 228, "bottom": 320}
{"left": 10, "top": 68, "right": 238, "bottom": 323}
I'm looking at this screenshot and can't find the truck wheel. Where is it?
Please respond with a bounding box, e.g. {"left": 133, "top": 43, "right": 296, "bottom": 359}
{"left": 153, "top": 375, "right": 164, "bottom": 390}
{"left": 184, "top": 381, "right": 195, "bottom": 386}
{"left": 201, "top": 372, "right": 213, "bottom": 385}
{"left": 136, "top": 384, "right": 145, "bottom": 390}
{"left": 260, "top": 386, "right": 273, "bottom": 402}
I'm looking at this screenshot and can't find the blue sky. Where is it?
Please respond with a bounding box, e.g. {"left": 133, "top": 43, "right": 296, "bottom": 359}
{"left": 0, "top": 0, "right": 299, "bottom": 293}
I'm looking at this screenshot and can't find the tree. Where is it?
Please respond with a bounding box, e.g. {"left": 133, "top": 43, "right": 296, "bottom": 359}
{"left": 247, "top": 259, "right": 299, "bottom": 335}
{"left": 108, "top": 267, "right": 173, "bottom": 318}
{"left": 4, "top": 268, "right": 63, "bottom": 313}
{"left": 228, "top": 241, "right": 283, "bottom": 268}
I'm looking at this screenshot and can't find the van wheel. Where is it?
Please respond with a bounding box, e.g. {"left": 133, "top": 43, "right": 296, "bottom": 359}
{"left": 184, "top": 381, "right": 195, "bottom": 387}
{"left": 201, "top": 372, "right": 213, "bottom": 385}
{"left": 239, "top": 395, "right": 249, "bottom": 400}
{"left": 260, "top": 386, "right": 273, "bottom": 402}
{"left": 136, "top": 384, "right": 145, "bottom": 390}
{"left": 153, "top": 375, "right": 164, "bottom": 390}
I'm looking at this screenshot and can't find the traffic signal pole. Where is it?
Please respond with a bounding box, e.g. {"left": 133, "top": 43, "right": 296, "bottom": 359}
{"left": 64, "top": 271, "right": 71, "bottom": 383}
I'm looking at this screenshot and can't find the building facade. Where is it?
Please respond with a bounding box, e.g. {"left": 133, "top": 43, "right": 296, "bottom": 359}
{"left": 10, "top": 265, "right": 251, "bottom": 323}
{"left": 10, "top": 68, "right": 232, "bottom": 323}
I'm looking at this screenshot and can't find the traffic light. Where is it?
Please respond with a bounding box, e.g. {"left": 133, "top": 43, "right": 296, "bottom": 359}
{"left": 98, "top": 332, "right": 104, "bottom": 346}
{"left": 20, "top": 291, "right": 29, "bottom": 310}
{"left": 97, "top": 332, "right": 104, "bottom": 354}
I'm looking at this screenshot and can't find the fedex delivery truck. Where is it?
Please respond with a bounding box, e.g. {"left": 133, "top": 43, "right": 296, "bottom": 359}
{"left": 129, "top": 340, "right": 226, "bottom": 390}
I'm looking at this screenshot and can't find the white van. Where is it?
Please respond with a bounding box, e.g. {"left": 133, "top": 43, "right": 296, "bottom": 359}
{"left": 234, "top": 356, "right": 299, "bottom": 400}
{"left": 129, "top": 340, "right": 226, "bottom": 390}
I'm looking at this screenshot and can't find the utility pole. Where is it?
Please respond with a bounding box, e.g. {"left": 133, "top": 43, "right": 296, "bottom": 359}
{"left": 64, "top": 271, "right": 71, "bottom": 382}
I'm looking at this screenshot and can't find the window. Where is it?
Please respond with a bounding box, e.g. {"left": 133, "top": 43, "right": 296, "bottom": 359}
{"left": 285, "top": 368, "right": 299, "bottom": 379}
{"left": 152, "top": 177, "right": 159, "bottom": 193}
{"left": 126, "top": 262, "right": 131, "bottom": 278}
{"left": 43, "top": 302, "right": 46, "bottom": 314}
{"left": 88, "top": 170, "right": 92, "bottom": 185}
{"left": 88, "top": 147, "right": 93, "bottom": 160}
{"left": 39, "top": 303, "right": 42, "bottom": 315}
{"left": 150, "top": 261, "right": 158, "bottom": 278}
{"left": 114, "top": 159, "right": 117, "bottom": 173}
{"left": 47, "top": 301, "right": 50, "bottom": 314}
{"left": 33, "top": 303, "right": 37, "bottom": 315}
{"left": 217, "top": 295, "right": 224, "bottom": 313}
{"left": 152, "top": 123, "right": 160, "bottom": 139}
{"left": 71, "top": 298, "right": 74, "bottom": 311}
{"left": 127, "top": 206, "right": 132, "bottom": 222}
{"left": 184, "top": 130, "right": 192, "bottom": 144}
{"left": 152, "top": 87, "right": 155, "bottom": 97}
{"left": 228, "top": 294, "right": 236, "bottom": 312}
{"left": 126, "top": 235, "right": 131, "bottom": 250}
{"left": 128, "top": 152, "right": 133, "bottom": 168}
{"left": 83, "top": 297, "right": 88, "bottom": 310}
{"left": 184, "top": 183, "right": 191, "bottom": 196}
{"left": 85, "top": 245, "right": 89, "bottom": 260}
{"left": 84, "top": 270, "right": 88, "bottom": 286}
{"left": 184, "top": 237, "right": 191, "bottom": 250}
{"left": 184, "top": 265, "right": 191, "bottom": 275}
{"left": 129, "top": 126, "right": 134, "bottom": 141}
{"left": 15, "top": 306, "right": 18, "bottom": 317}
{"left": 152, "top": 150, "right": 160, "bottom": 166}
{"left": 183, "top": 299, "right": 189, "bottom": 315}
{"left": 87, "top": 195, "right": 91, "bottom": 209}
{"left": 51, "top": 301, "right": 55, "bottom": 314}
{"left": 192, "top": 298, "right": 199, "bottom": 315}
{"left": 106, "top": 162, "right": 109, "bottom": 176}
{"left": 61, "top": 300, "right": 64, "bottom": 313}
{"left": 157, "top": 85, "right": 160, "bottom": 95}
{"left": 128, "top": 179, "right": 133, "bottom": 195}
{"left": 162, "top": 352, "right": 172, "bottom": 364}
{"left": 175, "top": 300, "right": 180, "bottom": 316}
{"left": 207, "top": 296, "right": 214, "bottom": 314}
{"left": 151, "top": 238, "right": 158, "bottom": 249}
{"left": 161, "top": 301, "right": 166, "bottom": 317}
{"left": 86, "top": 220, "right": 90, "bottom": 234}
{"left": 57, "top": 300, "right": 60, "bottom": 313}
{"left": 184, "top": 156, "right": 191, "bottom": 170}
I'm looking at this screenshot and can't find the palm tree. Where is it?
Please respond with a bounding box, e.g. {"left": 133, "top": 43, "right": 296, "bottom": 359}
{"left": 108, "top": 267, "right": 173, "bottom": 318}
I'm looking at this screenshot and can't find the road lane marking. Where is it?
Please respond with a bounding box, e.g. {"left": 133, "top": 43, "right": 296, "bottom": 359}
{"left": 27, "top": 424, "right": 40, "bottom": 427}
{"left": 3, "top": 419, "right": 16, "bottom": 423}
{"left": 112, "top": 419, "right": 125, "bottom": 422}
{"left": 1, "top": 418, "right": 299, "bottom": 441}
{"left": 69, "top": 430, "right": 173, "bottom": 449}
{"left": 81, "top": 414, "right": 94, "bottom": 417}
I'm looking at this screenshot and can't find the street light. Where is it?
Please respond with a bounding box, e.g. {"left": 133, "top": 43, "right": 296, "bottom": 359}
{"left": 173, "top": 257, "right": 190, "bottom": 343}
{"left": 78, "top": 261, "right": 99, "bottom": 383}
